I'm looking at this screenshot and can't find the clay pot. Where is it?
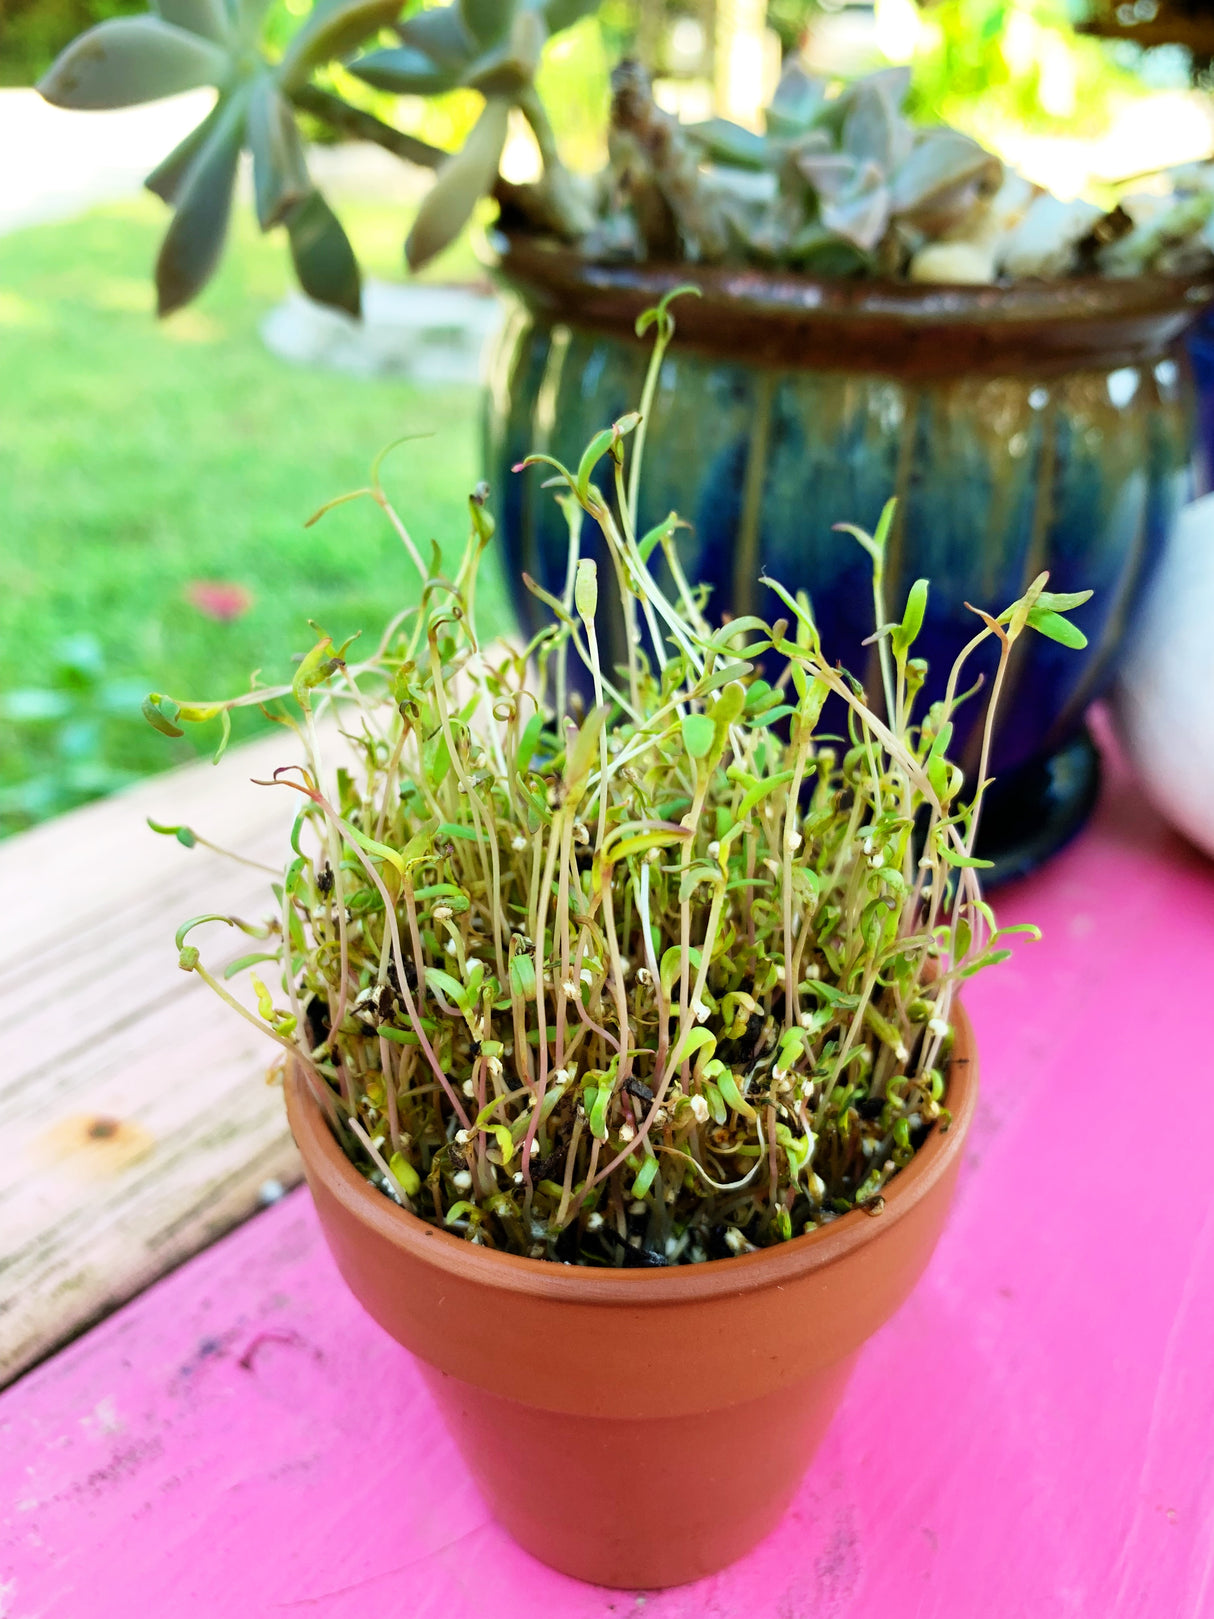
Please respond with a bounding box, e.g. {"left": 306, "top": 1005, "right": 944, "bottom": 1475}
{"left": 285, "top": 1005, "right": 978, "bottom": 1589}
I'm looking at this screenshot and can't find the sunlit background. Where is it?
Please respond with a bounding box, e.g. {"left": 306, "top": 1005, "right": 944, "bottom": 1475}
{"left": 2, "top": 0, "right": 1212, "bottom": 832}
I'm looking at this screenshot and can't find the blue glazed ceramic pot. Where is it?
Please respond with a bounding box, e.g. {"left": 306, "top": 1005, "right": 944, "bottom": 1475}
{"left": 1185, "top": 310, "right": 1214, "bottom": 494}
{"left": 485, "top": 238, "right": 1212, "bottom": 876}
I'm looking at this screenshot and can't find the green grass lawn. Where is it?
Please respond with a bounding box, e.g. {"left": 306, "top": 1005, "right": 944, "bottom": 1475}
{"left": 0, "top": 193, "right": 502, "bottom": 831}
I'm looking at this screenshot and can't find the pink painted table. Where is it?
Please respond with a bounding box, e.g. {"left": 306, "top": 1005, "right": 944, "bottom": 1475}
{"left": 4, "top": 736, "right": 1214, "bottom": 1619}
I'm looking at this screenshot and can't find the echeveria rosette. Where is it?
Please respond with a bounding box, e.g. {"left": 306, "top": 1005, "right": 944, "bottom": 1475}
{"left": 678, "top": 63, "right": 1003, "bottom": 275}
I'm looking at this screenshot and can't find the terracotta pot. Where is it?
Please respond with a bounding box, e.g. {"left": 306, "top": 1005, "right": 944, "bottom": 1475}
{"left": 285, "top": 1005, "right": 978, "bottom": 1589}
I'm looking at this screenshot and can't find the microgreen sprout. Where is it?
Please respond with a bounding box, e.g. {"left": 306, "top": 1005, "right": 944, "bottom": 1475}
{"left": 152, "top": 293, "right": 1087, "bottom": 1265}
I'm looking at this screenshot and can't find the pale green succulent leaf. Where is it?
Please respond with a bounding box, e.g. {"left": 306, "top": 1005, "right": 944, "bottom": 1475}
{"left": 155, "top": 90, "right": 245, "bottom": 315}
{"left": 840, "top": 71, "right": 912, "bottom": 173}
{"left": 397, "top": 4, "right": 474, "bottom": 69}
{"left": 287, "top": 190, "right": 362, "bottom": 316}
{"left": 278, "top": 0, "right": 403, "bottom": 91}
{"left": 39, "top": 16, "right": 228, "bottom": 109}
{"left": 793, "top": 143, "right": 856, "bottom": 201}
{"left": 890, "top": 127, "right": 1000, "bottom": 219}
{"left": 459, "top": 0, "right": 514, "bottom": 47}
{"left": 535, "top": 0, "right": 599, "bottom": 33}
{"left": 835, "top": 66, "right": 910, "bottom": 139}
{"left": 461, "top": 5, "right": 544, "bottom": 96}
{"left": 248, "top": 77, "right": 310, "bottom": 229}
{"left": 348, "top": 45, "right": 459, "bottom": 93}
{"left": 154, "top": 0, "right": 233, "bottom": 46}
{"left": 405, "top": 96, "right": 508, "bottom": 270}
{"left": 764, "top": 62, "right": 828, "bottom": 137}
{"left": 145, "top": 98, "right": 227, "bottom": 202}
{"left": 820, "top": 167, "right": 890, "bottom": 253}
{"left": 235, "top": 0, "right": 275, "bottom": 42}
{"left": 685, "top": 117, "right": 767, "bottom": 170}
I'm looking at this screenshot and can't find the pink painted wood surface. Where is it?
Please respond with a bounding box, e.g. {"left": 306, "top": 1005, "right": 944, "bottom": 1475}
{"left": 3, "top": 742, "right": 1214, "bottom": 1618}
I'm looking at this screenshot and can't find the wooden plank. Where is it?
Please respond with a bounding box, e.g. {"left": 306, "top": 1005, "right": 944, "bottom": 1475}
{"left": 0, "top": 731, "right": 309, "bottom": 1387}
{"left": 2, "top": 738, "right": 1213, "bottom": 1615}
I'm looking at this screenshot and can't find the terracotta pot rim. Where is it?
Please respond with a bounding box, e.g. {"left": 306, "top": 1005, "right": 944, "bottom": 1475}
{"left": 489, "top": 230, "right": 1214, "bottom": 327}
{"left": 285, "top": 1000, "right": 977, "bottom": 1307}
{"left": 486, "top": 232, "right": 1213, "bottom": 375}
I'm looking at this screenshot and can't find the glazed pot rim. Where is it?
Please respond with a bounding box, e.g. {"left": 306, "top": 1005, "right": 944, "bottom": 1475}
{"left": 285, "top": 999, "right": 977, "bottom": 1307}
{"left": 489, "top": 230, "right": 1214, "bottom": 328}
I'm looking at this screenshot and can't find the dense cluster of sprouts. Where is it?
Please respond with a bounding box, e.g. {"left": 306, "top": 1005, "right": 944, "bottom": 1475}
{"left": 150, "top": 294, "right": 1087, "bottom": 1265}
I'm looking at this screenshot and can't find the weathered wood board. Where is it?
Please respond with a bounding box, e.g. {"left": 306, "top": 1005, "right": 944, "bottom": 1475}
{"left": 0, "top": 731, "right": 307, "bottom": 1386}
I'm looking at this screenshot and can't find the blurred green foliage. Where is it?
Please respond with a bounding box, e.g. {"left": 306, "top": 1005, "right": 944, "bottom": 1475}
{"left": 0, "top": 0, "right": 334, "bottom": 85}
{"left": 0, "top": 194, "right": 498, "bottom": 835}
{"left": 766, "top": 0, "right": 817, "bottom": 56}
{"left": 536, "top": 13, "right": 613, "bottom": 166}
{"left": 0, "top": 0, "right": 143, "bottom": 85}
{"left": 0, "top": 636, "right": 144, "bottom": 830}
{"left": 1, "top": 0, "right": 1191, "bottom": 831}
{"left": 5, "top": 0, "right": 1171, "bottom": 147}
{"left": 909, "top": 0, "right": 1168, "bottom": 137}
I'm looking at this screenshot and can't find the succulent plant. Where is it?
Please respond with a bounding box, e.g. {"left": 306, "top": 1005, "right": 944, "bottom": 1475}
{"left": 1096, "top": 165, "right": 1214, "bottom": 277}
{"left": 682, "top": 63, "right": 1006, "bottom": 271}
{"left": 599, "top": 59, "right": 1214, "bottom": 282}
{"left": 605, "top": 60, "right": 1007, "bottom": 271}
{"left": 38, "top": 0, "right": 599, "bottom": 313}
{"left": 348, "top": 0, "right": 600, "bottom": 264}
{"left": 37, "top": 5, "right": 1214, "bottom": 318}
{"left": 152, "top": 295, "right": 1089, "bottom": 1263}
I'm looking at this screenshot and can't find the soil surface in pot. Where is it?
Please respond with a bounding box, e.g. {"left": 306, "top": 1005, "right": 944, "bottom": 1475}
{"left": 284, "top": 1004, "right": 978, "bottom": 1587}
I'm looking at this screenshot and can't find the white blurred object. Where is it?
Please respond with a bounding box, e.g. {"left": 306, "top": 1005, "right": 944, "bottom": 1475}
{"left": 303, "top": 140, "right": 430, "bottom": 205}
{"left": 654, "top": 78, "right": 715, "bottom": 125}
{"left": 714, "top": 0, "right": 781, "bottom": 129}
{"left": 1115, "top": 494, "right": 1214, "bottom": 860}
{"left": 802, "top": 2, "right": 884, "bottom": 77}
{"left": 669, "top": 16, "right": 707, "bottom": 73}
{"left": 987, "top": 90, "right": 1214, "bottom": 200}
{"left": 873, "top": 0, "right": 925, "bottom": 64}
{"left": 499, "top": 107, "right": 543, "bottom": 185}
{"left": 997, "top": 194, "right": 1104, "bottom": 280}
{"left": 0, "top": 88, "right": 214, "bottom": 233}
{"left": 260, "top": 280, "right": 502, "bottom": 384}
{"left": 909, "top": 241, "right": 996, "bottom": 283}
{"left": 0, "top": 88, "right": 425, "bottom": 241}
